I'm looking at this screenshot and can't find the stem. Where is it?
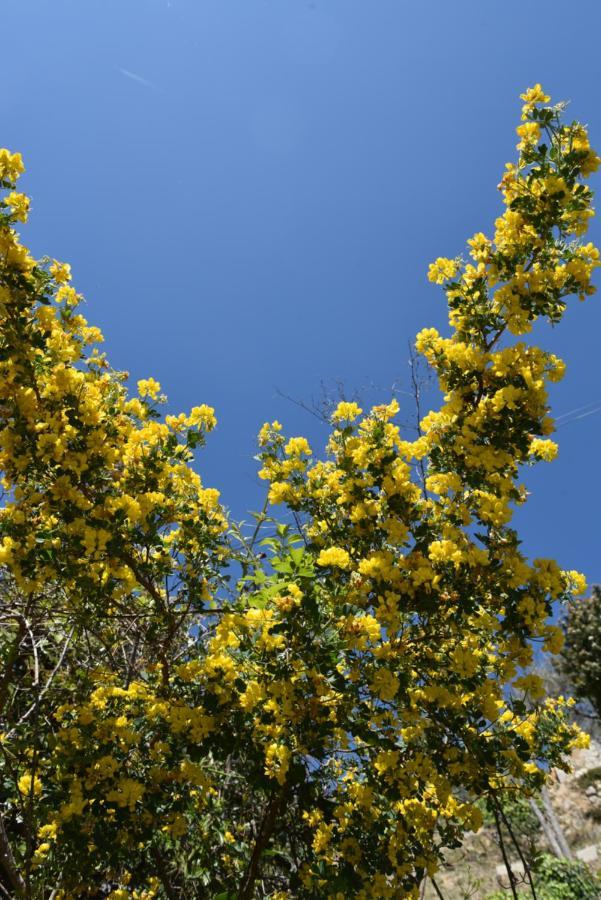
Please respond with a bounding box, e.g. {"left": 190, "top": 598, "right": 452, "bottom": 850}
{"left": 238, "top": 789, "right": 284, "bottom": 900}
{"left": 429, "top": 876, "right": 446, "bottom": 900}
{"left": 6, "top": 627, "right": 74, "bottom": 740}
{"left": 492, "top": 802, "right": 519, "bottom": 900}
{"left": 151, "top": 847, "right": 179, "bottom": 900}
{"left": 124, "top": 630, "right": 141, "bottom": 688}
{"left": 0, "top": 815, "right": 25, "bottom": 898}
{"left": 0, "top": 621, "right": 25, "bottom": 715}
{"left": 408, "top": 341, "right": 429, "bottom": 499}
{"left": 495, "top": 798, "right": 537, "bottom": 899}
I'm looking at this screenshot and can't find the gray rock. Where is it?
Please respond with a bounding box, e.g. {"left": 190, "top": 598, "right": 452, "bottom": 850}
{"left": 576, "top": 844, "right": 598, "bottom": 863}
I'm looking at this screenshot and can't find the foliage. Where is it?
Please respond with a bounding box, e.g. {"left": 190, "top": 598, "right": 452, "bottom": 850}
{"left": 478, "top": 792, "right": 541, "bottom": 836}
{"left": 558, "top": 585, "right": 601, "bottom": 717}
{"left": 485, "top": 854, "right": 601, "bottom": 899}
{"left": 477, "top": 790, "right": 542, "bottom": 869}
{"left": 0, "top": 87, "right": 598, "bottom": 898}
{"left": 533, "top": 853, "right": 601, "bottom": 899}
{"left": 577, "top": 766, "right": 601, "bottom": 790}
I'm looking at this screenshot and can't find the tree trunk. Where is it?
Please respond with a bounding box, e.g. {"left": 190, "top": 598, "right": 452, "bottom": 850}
{"left": 528, "top": 787, "right": 572, "bottom": 859}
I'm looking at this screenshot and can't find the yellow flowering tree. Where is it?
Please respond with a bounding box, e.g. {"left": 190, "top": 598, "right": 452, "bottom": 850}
{"left": 0, "top": 86, "right": 598, "bottom": 898}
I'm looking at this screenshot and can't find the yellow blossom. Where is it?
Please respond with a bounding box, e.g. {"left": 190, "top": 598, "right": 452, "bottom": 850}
{"left": 316, "top": 547, "right": 351, "bottom": 569}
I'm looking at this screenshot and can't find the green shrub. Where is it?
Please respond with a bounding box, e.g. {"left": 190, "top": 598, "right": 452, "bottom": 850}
{"left": 485, "top": 854, "right": 601, "bottom": 899}
{"left": 535, "top": 854, "right": 601, "bottom": 899}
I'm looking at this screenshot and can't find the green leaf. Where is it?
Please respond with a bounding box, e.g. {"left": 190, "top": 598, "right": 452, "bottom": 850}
{"left": 289, "top": 547, "right": 305, "bottom": 565}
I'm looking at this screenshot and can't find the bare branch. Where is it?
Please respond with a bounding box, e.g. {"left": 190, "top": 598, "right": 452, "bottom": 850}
{"left": 5, "top": 627, "right": 75, "bottom": 740}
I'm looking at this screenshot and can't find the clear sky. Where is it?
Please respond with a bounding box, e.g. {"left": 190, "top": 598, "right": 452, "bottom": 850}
{"left": 3, "top": 0, "right": 601, "bottom": 585}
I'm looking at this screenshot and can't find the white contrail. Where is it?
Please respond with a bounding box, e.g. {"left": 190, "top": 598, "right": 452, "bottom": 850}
{"left": 118, "top": 67, "right": 158, "bottom": 91}
{"left": 556, "top": 399, "right": 601, "bottom": 421}
{"left": 557, "top": 401, "right": 601, "bottom": 428}
{"left": 564, "top": 404, "right": 601, "bottom": 422}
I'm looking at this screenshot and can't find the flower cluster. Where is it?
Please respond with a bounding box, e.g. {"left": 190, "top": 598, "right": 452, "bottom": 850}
{"left": 0, "top": 85, "right": 596, "bottom": 898}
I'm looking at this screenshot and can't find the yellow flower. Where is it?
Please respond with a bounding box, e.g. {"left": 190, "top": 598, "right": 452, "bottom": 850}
{"left": 563, "top": 569, "right": 587, "bottom": 596}
{"left": 258, "top": 420, "right": 283, "bottom": 446}
{"left": 0, "top": 148, "right": 25, "bottom": 181}
{"left": 370, "top": 668, "right": 399, "bottom": 702}
{"left": 5, "top": 191, "right": 30, "bottom": 222}
{"left": 50, "top": 260, "right": 72, "bottom": 283}
{"left": 415, "top": 327, "right": 441, "bottom": 355}
{"left": 312, "top": 822, "right": 334, "bottom": 855}
{"left": 428, "top": 539, "right": 464, "bottom": 568}
{"left": 239, "top": 679, "right": 265, "bottom": 711}
{"left": 516, "top": 122, "right": 541, "bottom": 152}
{"left": 428, "top": 257, "right": 458, "bottom": 284}
{"left": 570, "top": 729, "right": 591, "bottom": 750}
{"left": 187, "top": 404, "right": 217, "bottom": 430}
{"left": 264, "top": 742, "right": 291, "bottom": 785}
{"left": 520, "top": 83, "right": 550, "bottom": 119}
{"left": 32, "top": 841, "right": 53, "bottom": 867}
{"left": 530, "top": 438, "right": 558, "bottom": 462}
{"left": 105, "top": 778, "right": 145, "bottom": 810}
{"left": 285, "top": 436, "right": 312, "bottom": 456}
{"left": 316, "top": 547, "right": 351, "bottom": 569}
{"left": 137, "top": 377, "right": 161, "bottom": 399}
{"left": 18, "top": 774, "right": 42, "bottom": 797}
{"left": 268, "top": 482, "right": 294, "bottom": 505}
{"left": 467, "top": 232, "right": 491, "bottom": 262}
{"left": 38, "top": 822, "right": 59, "bottom": 841}
{"left": 56, "top": 284, "right": 81, "bottom": 307}
{"left": 331, "top": 401, "right": 362, "bottom": 423}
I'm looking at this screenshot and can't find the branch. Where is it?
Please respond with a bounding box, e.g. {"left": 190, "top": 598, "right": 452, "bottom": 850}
{"left": 151, "top": 847, "right": 179, "bottom": 900}
{"left": 495, "top": 798, "right": 537, "bottom": 899}
{"left": 5, "top": 627, "right": 75, "bottom": 740}
{"left": 0, "top": 620, "right": 25, "bottom": 716}
{"left": 429, "top": 876, "right": 446, "bottom": 900}
{"left": 492, "top": 802, "right": 519, "bottom": 900}
{"left": 124, "top": 630, "right": 141, "bottom": 689}
{"left": 0, "top": 814, "right": 25, "bottom": 898}
{"left": 237, "top": 789, "right": 285, "bottom": 900}
{"left": 407, "top": 341, "right": 429, "bottom": 499}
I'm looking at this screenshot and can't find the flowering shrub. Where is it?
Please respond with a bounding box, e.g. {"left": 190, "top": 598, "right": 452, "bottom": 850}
{"left": 0, "top": 86, "right": 598, "bottom": 898}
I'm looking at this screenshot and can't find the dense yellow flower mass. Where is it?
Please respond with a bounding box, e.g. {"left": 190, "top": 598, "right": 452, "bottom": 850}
{"left": 0, "top": 86, "right": 597, "bottom": 898}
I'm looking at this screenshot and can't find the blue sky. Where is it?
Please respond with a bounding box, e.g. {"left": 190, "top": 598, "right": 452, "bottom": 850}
{"left": 3, "top": 0, "right": 601, "bottom": 585}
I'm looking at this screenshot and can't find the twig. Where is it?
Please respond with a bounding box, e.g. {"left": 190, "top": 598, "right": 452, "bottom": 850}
{"left": 495, "top": 798, "right": 537, "bottom": 899}
{"left": 492, "top": 802, "right": 519, "bottom": 900}
{"left": 19, "top": 617, "right": 39, "bottom": 688}
{"left": 408, "top": 341, "right": 429, "bottom": 499}
{"left": 238, "top": 788, "right": 285, "bottom": 900}
{"left": 429, "top": 876, "right": 446, "bottom": 899}
{"left": 0, "top": 620, "right": 25, "bottom": 715}
{"left": 124, "top": 630, "right": 141, "bottom": 689}
{"left": 5, "top": 627, "right": 75, "bottom": 740}
{"left": 0, "top": 814, "right": 25, "bottom": 897}
{"left": 151, "top": 847, "right": 179, "bottom": 900}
